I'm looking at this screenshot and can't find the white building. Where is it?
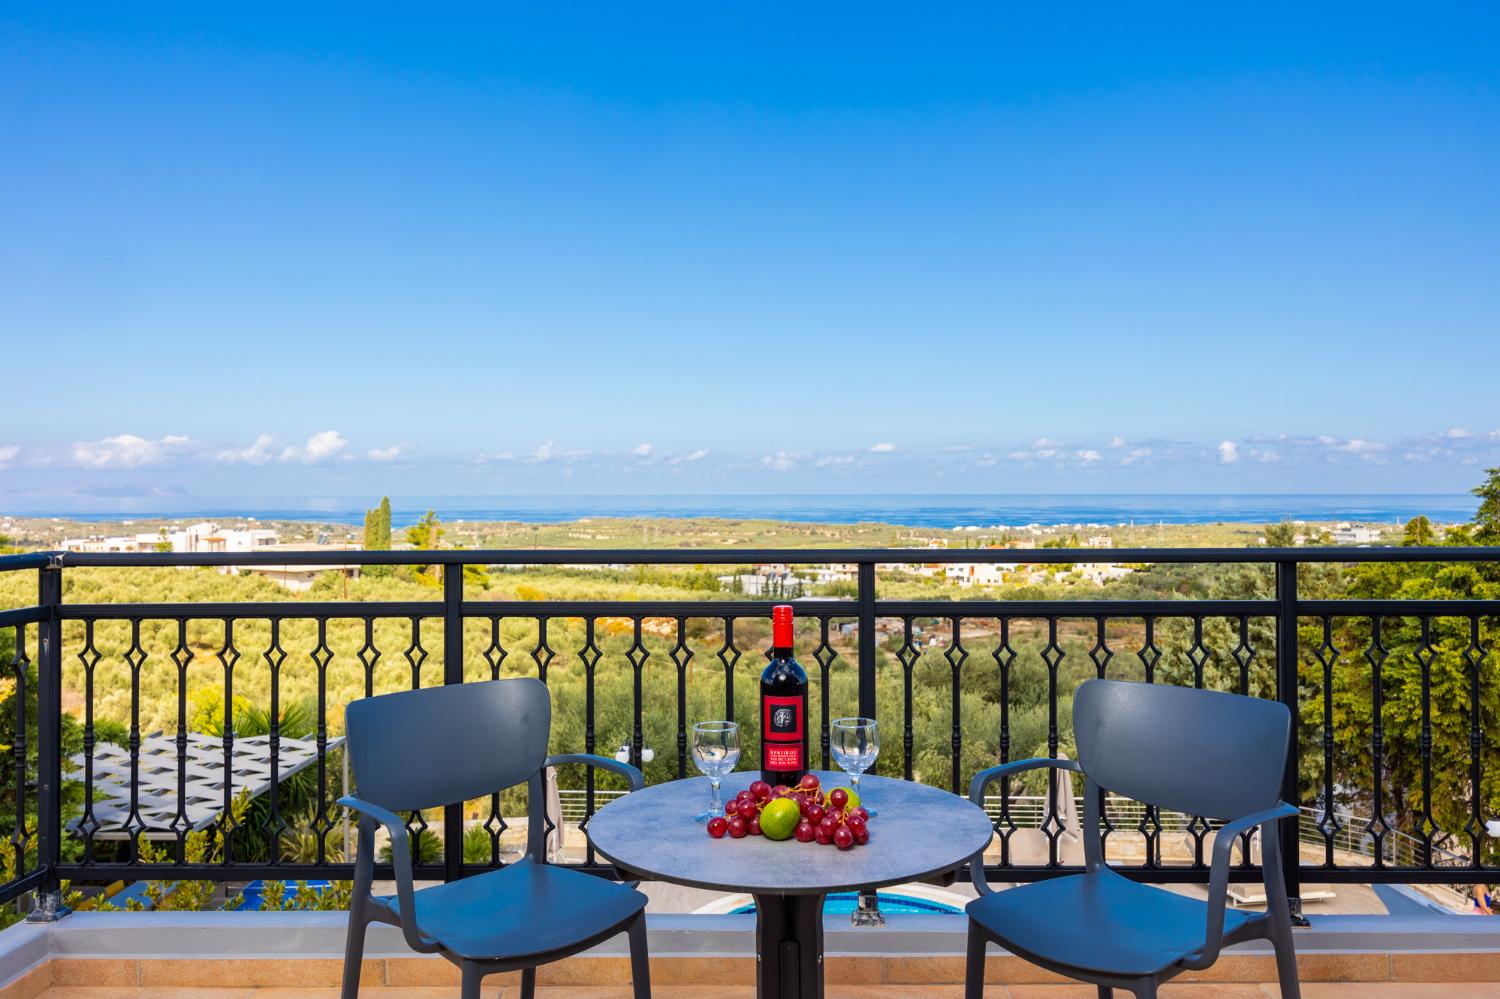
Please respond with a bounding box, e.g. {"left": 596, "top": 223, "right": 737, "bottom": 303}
{"left": 945, "top": 561, "right": 1016, "bottom": 587}
{"left": 717, "top": 573, "right": 806, "bottom": 597}
{"left": 60, "top": 535, "right": 145, "bottom": 553}
{"left": 89, "top": 522, "right": 283, "bottom": 554}
{"left": 1076, "top": 562, "right": 1134, "bottom": 585}
{"left": 1333, "top": 523, "right": 1382, "bottom": 545}
{"left": 239, "top": 563, "right": 360, "bottom": 592}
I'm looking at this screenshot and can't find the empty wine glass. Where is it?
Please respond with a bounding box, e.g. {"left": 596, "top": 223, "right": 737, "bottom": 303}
{"left": 831, "top": 717, "right": 879, "bottom": 817}
{"left": 691, "top": 720, "right": 741, "bottom": 822}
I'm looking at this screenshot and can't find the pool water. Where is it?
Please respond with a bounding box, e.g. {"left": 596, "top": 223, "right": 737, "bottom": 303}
{"left": 730, "top": 891, "right": 960, "bottom": 915}
{"left": 234, "top": 879, "right": 334, "bottom": 910}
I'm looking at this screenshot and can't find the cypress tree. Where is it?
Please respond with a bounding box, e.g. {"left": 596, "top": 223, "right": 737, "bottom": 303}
{"left": 377, "top": 496, "right": 392, "bottom": 549}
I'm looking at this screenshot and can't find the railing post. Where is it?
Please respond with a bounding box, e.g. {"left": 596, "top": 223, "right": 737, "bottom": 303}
{"left": 442, "top": 562, "right": 464, "bottom": 883}
{"left": 853, "top": 560, "right": 884, "bottom": 925}
{"left": 856, "top": 561, "right": 877, "bottom": 721}
{"left": 1274, "top": 558, "right": 1306, "bottom": 925}
{"left": 28, "top": 558, "right": 69, "bottom": 921}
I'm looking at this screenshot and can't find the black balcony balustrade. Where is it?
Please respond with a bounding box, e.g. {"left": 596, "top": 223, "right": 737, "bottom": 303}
{"left": 0, "top": 545, "right": 1497, "bottom": 923}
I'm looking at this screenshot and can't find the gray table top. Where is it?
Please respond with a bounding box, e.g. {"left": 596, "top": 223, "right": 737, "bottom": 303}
{"left": 585, "top": 770, "right": 994, "bottom": 896}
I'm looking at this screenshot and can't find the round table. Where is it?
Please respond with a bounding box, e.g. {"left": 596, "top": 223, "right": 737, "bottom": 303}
{"left": 585, "top": 770, "right": 994, "bottom": 999}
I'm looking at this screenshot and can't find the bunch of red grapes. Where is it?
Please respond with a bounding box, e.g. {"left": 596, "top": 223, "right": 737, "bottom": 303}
{"left": 705, "top": 773, "right": 871, "bottom": 850}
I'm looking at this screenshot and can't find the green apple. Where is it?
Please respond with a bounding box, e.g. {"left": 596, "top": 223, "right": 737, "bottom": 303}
{"left": 759, "top": 797, "right": 801, "bottom": 841}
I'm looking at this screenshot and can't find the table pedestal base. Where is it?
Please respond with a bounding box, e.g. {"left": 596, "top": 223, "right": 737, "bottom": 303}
{"left": 753, "top": 893, "right": 824, "bottom": 999}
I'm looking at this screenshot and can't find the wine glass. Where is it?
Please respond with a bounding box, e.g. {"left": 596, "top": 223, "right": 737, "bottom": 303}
{"left": 830, "top": 717, "right": 879, "bottom": 817}
{"left": 691, "top": 720, "right": 741, "bottom": 822}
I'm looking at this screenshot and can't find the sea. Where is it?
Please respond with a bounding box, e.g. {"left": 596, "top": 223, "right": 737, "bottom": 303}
{"left": 5, "top": 494, "right": 1476, "bottom": 530}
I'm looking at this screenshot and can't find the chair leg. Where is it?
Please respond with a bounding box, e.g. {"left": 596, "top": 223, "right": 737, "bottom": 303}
{"left": 1131, "top": 981, "right": 1157, "bottom": 999}
{"left": 964, "top": 921, "right": 987, "bottom": 999}
{"left": 520, "top": 966, "right": 537, "bottom": 999}
{"left": 1098, "top": 988, "right": 1112, "bottom": 999}
{"left": 339, "top": 903, "right": 368, "bottom": 999}
{"left": 627, "top": 911, "right": 652, "bottom": 998}
{"left": 460, "top": 961, "right": 484, "bottom": 999}
{"left": 1270, "top": 923, "right": 1301, "bottom": 999}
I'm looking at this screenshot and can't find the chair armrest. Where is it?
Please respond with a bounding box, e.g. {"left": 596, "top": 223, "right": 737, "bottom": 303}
{"left": 967, "top": 758, "right": 1083, "bottom": 895}
{"left": 536, "top": 755, "right": 644, "bottom": 886}
{"left": 338, "top": 795, "right": 438, "bottom": 954}
{"left": 1191, "top": 801, "right": 1299, "bottom": 968}
{"left": 968, "top": 757, "right": 1082, "bottom": 806}
{"left": 545, "top": 753, "right": 645, "bottom": 791}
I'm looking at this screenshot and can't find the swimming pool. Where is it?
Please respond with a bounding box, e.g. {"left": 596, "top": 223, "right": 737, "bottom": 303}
{"left": 730, "top": 891, "right": 961, "bottom": 915}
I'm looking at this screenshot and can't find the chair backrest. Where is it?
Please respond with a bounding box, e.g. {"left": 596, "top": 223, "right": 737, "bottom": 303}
{"left": 344, "top": 678, "right": 551, "bottom": 812}
{"left": 1073, "top": 678, "right": 1289, "bottom": 820}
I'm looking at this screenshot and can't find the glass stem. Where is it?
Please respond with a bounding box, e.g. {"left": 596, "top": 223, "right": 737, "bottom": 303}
{"left": 709, "top": 777, "right": 722, "bottom": 815}
{"left": 851, "top": 773, "right": 861, "bottom": 795}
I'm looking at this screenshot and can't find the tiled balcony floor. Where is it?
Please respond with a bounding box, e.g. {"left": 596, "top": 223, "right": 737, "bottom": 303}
{"left": 26, "top": 986, "right": 1500, "bottom": 998}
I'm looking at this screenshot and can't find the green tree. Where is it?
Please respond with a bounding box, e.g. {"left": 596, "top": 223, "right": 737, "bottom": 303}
{"left": 1473, "top": 467, "right": 1500, "bottom": 545}
{"left": 406, "top": 511, "right": 443, "bottom": 550}
{"left": 363, "top": 497, "right": 393, "bottom": 551}
{"left": 1307, "top": 470, "right": 1500, "bottom": 865}
{"left": 403, "top": 510, "right": 444, "bottom": 585}
{"left": 0, "top": 652, "right": 87, "bottom": 876}
{"left": 1262, "top": 522, "right": 1297, "bottom": 547}
{"left": 376, "top": 496, "right": 392, "bottom": 550}
{"left": 1401, "top": 515, "right": 1436, "bottom": 547}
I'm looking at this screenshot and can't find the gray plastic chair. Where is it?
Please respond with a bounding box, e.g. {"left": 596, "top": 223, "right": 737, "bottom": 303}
{"left": 964, "top": 678, "right": 1300, "bottom": 999}
{"left": 338, "top": 677, "right": 651, "bottom": 999}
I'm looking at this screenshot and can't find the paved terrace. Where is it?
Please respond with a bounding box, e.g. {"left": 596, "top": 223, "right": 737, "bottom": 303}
{"left": 13, "top": 986, "right": 1500, "bottom": 998}
{"left": 2, "top": 911, "right": 1499, "bottom": 999}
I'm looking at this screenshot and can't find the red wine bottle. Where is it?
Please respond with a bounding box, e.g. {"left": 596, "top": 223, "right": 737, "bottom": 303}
{"left": 760, "top": 604, "right": 809, "bottom": 786}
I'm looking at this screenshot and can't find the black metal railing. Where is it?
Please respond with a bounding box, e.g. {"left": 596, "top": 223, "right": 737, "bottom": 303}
{"left": 1, "top": 545, "right": 1497, "bottom": 918}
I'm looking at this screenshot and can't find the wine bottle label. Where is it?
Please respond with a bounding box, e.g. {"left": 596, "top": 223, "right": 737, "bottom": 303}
{"left": 762, "top": 695, "right": 804, "bottom": 770}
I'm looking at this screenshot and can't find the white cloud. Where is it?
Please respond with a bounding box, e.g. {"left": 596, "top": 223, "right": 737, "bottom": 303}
{"left": 631, "top": 443, "right": 654, "bottom": 457}
{"left": 761, "top": 451, "right": 802, "bottom": 472}
{"left": 1218, "top": 441, "right": 1240, "bottom": 464}
{"left": 1252, "top": 448, "right": 1281, "bottom": 463}
{"left": 1121, "top": 447, "right": 1153, "bottom": 465}
{"left": 367, "top": 445, "right": 403, "bottom": 462}
{"left": 1077, "top": 449, "right": 1102, "bottom": 464}
{"left": 816, "top": 454, "right": 855, "bottom": 467}
{"left": 217, "top": 433, "right": 277, "bottom": 465}
{"left": 1033, "top": 437, "right": 1062, "bottom": 449}
{"left": 1447, "top": 428, "right": 1474, "bottom": 439}
{"left": 1337, "top": 438, "right": 1385, "bottom": 456}
{"left": 1109, "top": 436, "right": 1127, "bottom": 449}
{"left": 73, "top": 434, "right": 191, "bottom": 469}
{"left": 484, "top": 440, "right": 591, "bottom": 464}
{"left": 279, "top": 430, "right": 348, "bottom": 464}
{"left": 0, "top": 445, "right": 17, "bottom": 469}
{"left": 671, "top": 448, "right": 709, "bottom": 464}
{"left": 531, "top": 441, "right": 590, "bottom": 463}
{"left": 868, "top": 442, "right": 897, "bottom": 453}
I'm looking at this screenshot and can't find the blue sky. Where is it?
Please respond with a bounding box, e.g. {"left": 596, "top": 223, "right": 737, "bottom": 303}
{"left": 3, "top": 4, "right": 1498, "bottom": 504}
